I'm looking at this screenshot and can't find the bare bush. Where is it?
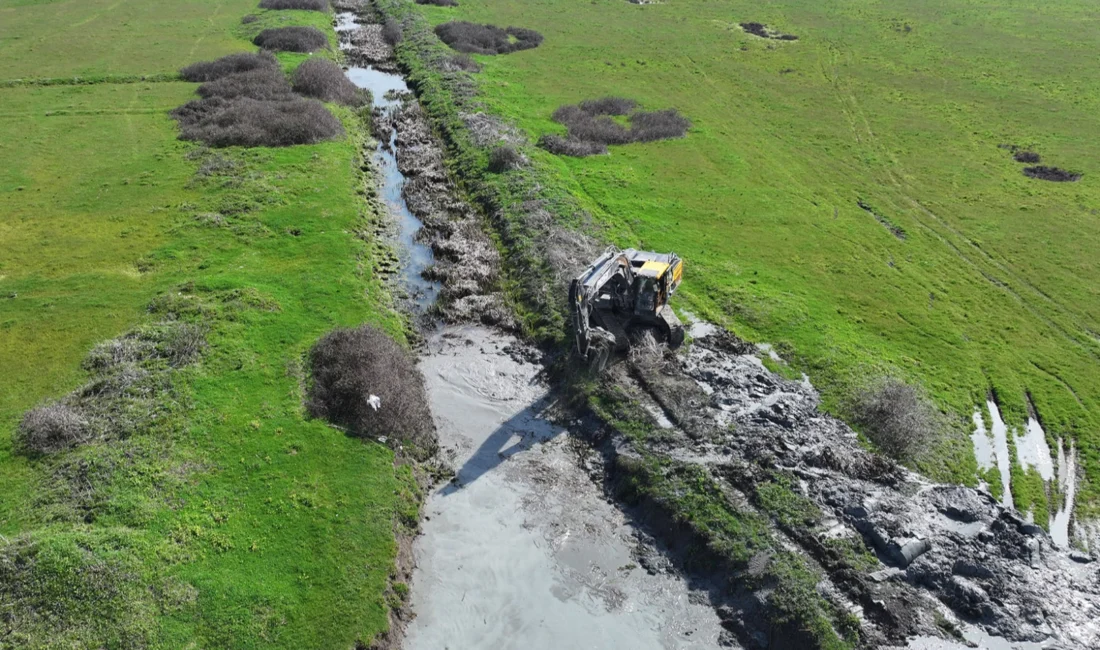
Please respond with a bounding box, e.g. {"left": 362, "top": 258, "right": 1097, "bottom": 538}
{"left": 292, "top": 59, "right": 365, "bottom": 105}
{"left": 253, "top": 26, "right": 328, "bottom": 52}
{"left": 578, "top": 96, "right": 636, "bottom": 116}
{"left": 1023, "top": 165, "right": 1081, "bottom": 182}
{"left": 629, "top": 108, "right": 691, "bottom": 142}
{"left": 172, "top": 96, "right": 343, "bottom": 147}
{"left": 180, "top": 51, "right": 278, "bottom": 82}
{"left": 417, "top": 0, "right": 457, "bottom": 5}
{"left": 1013, "top": 150, "right": 1040, "bottom": 163}
{"left": 15, "top": 403, "right": 89, "bottom": 454}
{"left": 487, "top": 145, "right": 524, "bottom": 173}
{"left": 196, "top": 67, "right": 293, "bottom": 101}
{"left": 381, "top": 18, "right": 403, "bottom": 47}
{"left": 537, "top": 134, "right": 607, "bottom": 157}
{"left": 445, "top": 53, "right": 481, "bottom": 72}
{"left": 306, "top": 325, "right": 435, "bottom": 448}
{"left": 434, "top": 21, "right": 543, "bottom": 55}
{"left": 259, "top": 0, "right": 329, "bottom": 10}
{"left": 241, "top": 14, "right": 260, "bottom": 24}
{"left": 849, "top": 377, "right": 940, "bottom": 463}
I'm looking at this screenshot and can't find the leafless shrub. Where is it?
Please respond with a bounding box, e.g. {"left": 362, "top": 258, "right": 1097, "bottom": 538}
{"left": 1013, "top": 150, "right": 1040, "bottom": 163}
{"left": 578, "top": 96, "right": 636, "bottom": 116}
{"left": 445, "top": 53, "right": 481, "bottom": 72}
{"left": 259, "top": 0, "right": 329, "bottom": 10}
{"left": 180, "top": 51, "right": 278, "bottom": 82}
{"left": 537, "top": 134, "right": 607, "bottom": 157}
{"left": 849, "top": 377, "right": 940, "bottom": 463}
{"left": 487, "top": 145, "right": 524, "bottom": 173}
{"left": 434, "top": 21, "right": 543, "bottom": 55}
{"left": 15, "top": 403, "right": 89, "bottom": 454}
{"left": 292, "top": 58, "right": 366, "bottom": 105}
{"left": 306, "top": 325, "right": 436, "bottom": 448}
{"left": 1023, "top": 165, "right": 1081, "bottom": 182}
{"left": 172, "top": 96, "right": 343, "bottom": 147}
{"left": 629, "top": 108, "right": 691, "bottom": 142}
{"left": 416, "top": 0, "right": 457, "bottom": 5}
{"left": 196, "top": 67, "right": 293, "bottom": 101}
{"left": 241, "top": 14, "right": 260, "bottom": 24}
{"left": 381, "top": 18, "right": 403, "bottom": 47}
{"left": 253, "top": 26, "right": 328, "bottom": 52}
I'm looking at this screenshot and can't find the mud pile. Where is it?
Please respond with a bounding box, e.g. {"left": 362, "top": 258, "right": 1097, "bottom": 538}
{"left": 630, "top": 329, "right": 1100, "bottom": 647}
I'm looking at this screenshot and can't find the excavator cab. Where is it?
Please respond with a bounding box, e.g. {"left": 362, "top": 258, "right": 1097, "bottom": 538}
{"left": 569, "top": 247, "right": 685, "bottom": 370}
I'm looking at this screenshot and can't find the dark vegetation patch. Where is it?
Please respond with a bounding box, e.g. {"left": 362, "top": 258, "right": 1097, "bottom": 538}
{"left": 858, "top": 199, "right": 906, "bottom": 240}
{"left": 259, "top": 0, "right": 330, "bottom": 10}
{"left": 846, "top": 376, "right": 940, "bottom": 463}
{"left": 179, "top": 51, "right": 278, "bottom": 83}
{"left": 540, "top": 97, "right": 691, "bottom": 157}
{"left": 173, "top": 56, "right": 342, "bottom": 148}
{"left": 740, "top": 22, "right": 798, "bottom": 40}
{"left": 487, "top": 145, "right": 524, "bottom": 173}
{"left": 1013, "top": 151, "right": 1041, "bottom": 163}
{"left": 382, "top": 18, "right": 403, "bottom": 47}
{"left": 292, "top": 58, "right": 367, "bottom": 105}
{"left": 253, "top": 26, "right": 329, "bottom": 52}
{"left": 1023, "top": 165, "right": 1080, "bottom": 182}
{"left": 306, "top": 325, "right": 436, "bottom": 454}
{"left": 434, "top": 21, "right": 543, "bottom": 55}
{"left": 445, "top": 53, "right": 481, "bottom": 72}
{"left": 416, "top": 0, "right": 457, "bottom": 5}
{"left": 241, "top": 14, "right": 260, "bottom": 24}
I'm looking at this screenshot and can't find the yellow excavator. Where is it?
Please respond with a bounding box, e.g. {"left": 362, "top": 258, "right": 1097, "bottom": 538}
{"left": 569, "top": 247, "right": 684, "bottom": 369}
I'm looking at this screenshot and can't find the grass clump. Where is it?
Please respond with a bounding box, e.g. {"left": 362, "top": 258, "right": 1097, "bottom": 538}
{"left": 848, "top": 376, "right": 941, "bottom": 463}
{"left": 179, "top": 51, "right": 278, "bottom": 82}
{"left": 292, "top": 59, "right": 367, "bottom": 105}
{"left": 434, "top": 21, "right": 543, "bottom": 55}
{"left": 259, "top": 0, "right": 330, "bottom": 10}
{"left": 253, "top": 26, "right": 329, "bottom": 52}
{"left": 306, "top": 325, "right": 436, "bottom": 450}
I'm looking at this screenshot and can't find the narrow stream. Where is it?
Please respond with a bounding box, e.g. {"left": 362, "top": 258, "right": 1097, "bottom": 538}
{"left": 335, "top": 11, "right": 727, "bottom": 648}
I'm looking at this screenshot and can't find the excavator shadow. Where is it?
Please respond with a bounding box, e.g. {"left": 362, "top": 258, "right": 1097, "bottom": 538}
{"left": 439, "top": 396, "right": 565, "bottom": 496}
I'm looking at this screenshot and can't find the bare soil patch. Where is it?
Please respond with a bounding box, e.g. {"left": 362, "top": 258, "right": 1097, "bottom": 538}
{"left": 434, "top": 21, "right": 543, "bottom": 55}
{"left": 740, "top": 22, "right": 798, "bottom": 40}
{"left": 1023, "top": 165, "right": 1081, "bottom": 182}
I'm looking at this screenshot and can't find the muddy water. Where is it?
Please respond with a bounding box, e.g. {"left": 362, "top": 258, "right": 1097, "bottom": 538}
{"left": 408, "top": 327, "right": 727, "bottom": 649}
{"left": 985, "top": 399, "right": 1014, "bottom": 508}
{"left": 1015, "top": 417, "right": 1054, "bottom": 481}
{"left": 336, "top": 13, "right": 439, "bottom": 310}
{"left": 1051, "top": 438, "right": 1078, "bottom": 548}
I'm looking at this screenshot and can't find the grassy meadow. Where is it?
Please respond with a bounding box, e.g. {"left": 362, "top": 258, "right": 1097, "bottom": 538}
{"left": 1, "top": 1, "right": 410, "bottom": 647}
{"left": 410, "top": 0, "right": 1100, "bottom": 516}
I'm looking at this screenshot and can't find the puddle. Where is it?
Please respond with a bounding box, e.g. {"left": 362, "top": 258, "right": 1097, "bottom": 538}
{"left": 1014, "top": 417, "right": 1054, "bottom": 481}
{"left": 970, "top": 409, "right": 994, "bottom": 472}
{"left": 985, "top": 399, "right": 1014, "bottom": 509}
{"left": 337, "top": 12, "right": 439, "bottom": 310}
{"left": 408, "top": 327, "right": 727, "bottom": 649}
{"left": 1050, "top": 438, "right": 1078, "bottom": 548}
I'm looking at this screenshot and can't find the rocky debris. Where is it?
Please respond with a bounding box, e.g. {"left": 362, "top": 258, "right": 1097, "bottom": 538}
{"left": 636, "top": 329, "right": 1100, "bottom": 647}
{"left": 337, "top": 19, "right": 399, "bottom": 72}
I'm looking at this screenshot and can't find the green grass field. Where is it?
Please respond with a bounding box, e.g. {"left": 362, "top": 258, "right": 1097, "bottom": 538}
{"left": 411, "top": 0, "right": 1100, "bottom": 516}
{"left": 0, "top": 1, "right": 411, "bottom": 646}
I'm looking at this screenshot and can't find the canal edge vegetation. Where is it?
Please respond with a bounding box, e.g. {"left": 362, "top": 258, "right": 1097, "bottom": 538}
{"left": 1, "top": 1, "right": 430, "bottom": 647}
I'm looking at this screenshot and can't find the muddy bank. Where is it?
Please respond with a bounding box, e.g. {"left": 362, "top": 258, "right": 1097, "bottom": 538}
{"left": 407, "top": 327, "right": 729, "bottom": 649}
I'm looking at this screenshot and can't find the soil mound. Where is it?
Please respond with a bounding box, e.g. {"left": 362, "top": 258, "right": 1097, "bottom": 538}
{"left": 1023, "top": 165, "right": 1081, "bottom": 182}
{"left": 740, "top": 22, "right": 798, "bottom": 40}
{"left": 434, "top": 21, "right": 543, "bottom": 55}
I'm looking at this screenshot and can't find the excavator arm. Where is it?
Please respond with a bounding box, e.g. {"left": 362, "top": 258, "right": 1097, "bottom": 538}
{"left": 568, "top": 246, "right": 633, "bottom": 360}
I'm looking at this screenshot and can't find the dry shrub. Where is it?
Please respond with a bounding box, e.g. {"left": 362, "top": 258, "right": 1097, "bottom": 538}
{"left": 180, "top": 51, "right": 278, "bottom": 82}
{"left": 381, "top": 18, "right": 403, "bottom": 46}
{"left": 446, "top": 53, "right": 481, "bottom": 72}
{"left": 1023, "top": 165, "right": 1081, "bottom": 182}
{"left": 537, "top": 134, "right": 607, "bottom": 157}
{"left": 849, "top": 377, "right": 940, "bottom": 463}
{"left": 292, "top": 58, "right": 365, "bottom": 105}
{"left": 578, "top": 96, "right": 636, "bottom": 116}
{"left": 197, "top": 67, "right": 293, "bottom": 101}
{"left": 15, "top": 403, "right": 90, "bottom": 454}
{"left": 416, "top": 0, "right": 457, "bottom": 5}
{"left": 487, "top": 145, "right": 524, "bottom": 173}
{"left": 434, "top": 21, "right": 543, "bottom": 55}
{"left": 259, "top": 0, "right": 329, "bottom": 10}
{"left": 306, "top": 325, "right": 435, "bottom": 447}
{"left": 241, "top": 14, "right": 260, "bottom": 24}
{"left": 629, "top": 108, "right": 693, "bottom": 142}
{"left": 253, "top": 26, "right": 328, "bottom": 52}
{"left": 1013, "top": 150, "right": 1040, "bottom": 163}
{"left": 172, "top": 96, "right": 343, "bottom": 147}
